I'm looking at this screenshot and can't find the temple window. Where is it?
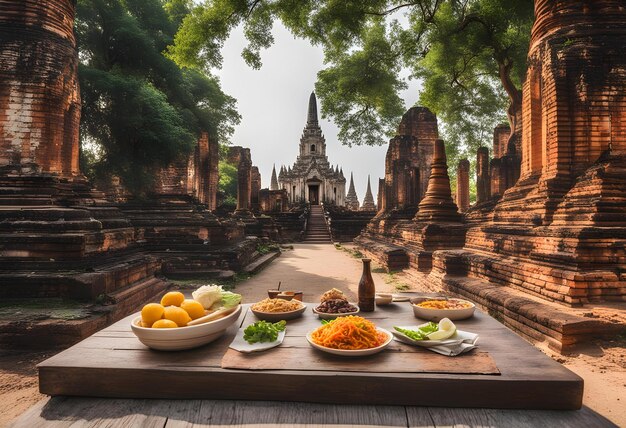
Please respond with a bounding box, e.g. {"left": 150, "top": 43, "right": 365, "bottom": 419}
{"left": 311, "top": 144, "right": 316, "bottom": 152}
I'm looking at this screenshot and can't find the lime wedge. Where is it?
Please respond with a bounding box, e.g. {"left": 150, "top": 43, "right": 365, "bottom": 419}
{"left": 426, "top": 318, "right": 456, "bottom": 340}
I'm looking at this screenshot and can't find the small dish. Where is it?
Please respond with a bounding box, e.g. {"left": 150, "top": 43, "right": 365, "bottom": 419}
{"left": 267, "top": 289, "right": 281, "bottom": 298}
{"left": 392, "top": 294, "right": 410, "bottom": 302}
{"left": 306, "top": 328, "right": 393, "bottom": 356}
{"left": 410, "top": 298, "right": 475, "bottom": 321}
{"left": 251, "top": 304, "right": 307, "bottom": 322}
{"left": 229, "top": 328, "right": 286, "bottom": 353}
{"left": 276, "top": 291, "right": 303, "bottom": 301}
{"left": 312, "top": 305, "right": 360, "bottom": 320}
{"left": 130, "top": 305, "right": 241, "bottom": 351}
{"left": 375, "top": 293, "right": 393, "bottom": 306}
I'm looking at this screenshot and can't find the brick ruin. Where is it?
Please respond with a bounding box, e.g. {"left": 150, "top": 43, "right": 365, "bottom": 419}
{"left": 0, "top": 0, "right": 170, "bottom": 345}
{"left": 354, "top": 0, "right": 626, "bottom": 352}
{"left": 227, "top": 146, "right": 253, "bottom": 216}
{"left": 355, "top": 107, "right": 446, "bottom": 270}
{"left": 377, "top": 107, "right": 438, "bottom": 218}
{"left": 455, "top": 159, "right": 470, "bottom": 212}
{"left": 250, "top": 166, "right": 261, "bottom": 212}
{"left": 0, "top": 0, "right": 265, "bottom": 346}
{"left": 434, "top": 0, "right": 624, "bottom": 352}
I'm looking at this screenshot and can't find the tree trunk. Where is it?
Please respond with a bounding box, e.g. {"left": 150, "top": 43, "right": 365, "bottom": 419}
{"left": 498, "top": 61, "right": 523, "bottom": 157}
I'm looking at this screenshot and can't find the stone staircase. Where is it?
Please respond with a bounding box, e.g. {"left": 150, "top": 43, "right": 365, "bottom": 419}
{"left": 303, "top": 205, "right": 331, "bottom": 243}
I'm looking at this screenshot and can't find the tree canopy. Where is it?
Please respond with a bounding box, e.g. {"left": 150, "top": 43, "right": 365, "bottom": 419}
{"left": 76, "top": 0, "right": 240, "bottom": 195}
{"left": 167, "top": 0, "right": 533, "bottom": 168}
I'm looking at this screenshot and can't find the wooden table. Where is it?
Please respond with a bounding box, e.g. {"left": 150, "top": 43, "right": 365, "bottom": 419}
{"left": 36, "top": 301, "right": 584, "bottom": 410}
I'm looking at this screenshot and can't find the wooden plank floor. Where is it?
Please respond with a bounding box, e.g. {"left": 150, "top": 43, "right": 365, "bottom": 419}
{"left": 11, "top": 397, "right": 617, "bottom": 427}
{"left": 37, "top": 301, "right": 584, "bottom": 410}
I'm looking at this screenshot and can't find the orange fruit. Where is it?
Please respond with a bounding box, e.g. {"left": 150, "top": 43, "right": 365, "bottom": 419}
{"left": 141, "top": 303, "right": 164, "bottom": 327}
{"left": 152, "top": 319, "right": 178, "bottom": 329}
{"left": 163, "top": 305, "right": 192, "bottom": 327}
{"left": 160, "top": 291, "right": 185, "bottom": 307}
{"left": 181, "top": 299, "right": 205, "bottom": 320}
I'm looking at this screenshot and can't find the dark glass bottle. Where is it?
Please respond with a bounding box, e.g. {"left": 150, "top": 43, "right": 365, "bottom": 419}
{"left": 358, "top": 258, "right": 375, "bottom": 312}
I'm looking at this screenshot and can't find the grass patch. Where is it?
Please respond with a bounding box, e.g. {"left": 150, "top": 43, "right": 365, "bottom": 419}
{"left": 168, "top": 272, "right": 252, "bottom": 291}
{"left": 0, "top": 298, "right": 92, "bottom": 321}
{"left": 257, "top": 242, "right": 280, "bottom": 255}
{"left": 382, "top": 271, "right": 411, "bottom": 291}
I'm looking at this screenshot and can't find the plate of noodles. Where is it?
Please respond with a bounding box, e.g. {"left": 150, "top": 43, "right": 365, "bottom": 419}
{"left": 306, "top": 316, "right": 393, "bottom": 356}
{"left": 410, "top": 297, "right": 475, "bottom": 321}
{"left": 250, "top": 298, "right": 307, "bottom": 322}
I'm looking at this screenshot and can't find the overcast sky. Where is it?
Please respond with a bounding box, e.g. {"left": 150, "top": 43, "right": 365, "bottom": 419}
{"left": 214, "top": 22, "right": 421, "bottom": 204}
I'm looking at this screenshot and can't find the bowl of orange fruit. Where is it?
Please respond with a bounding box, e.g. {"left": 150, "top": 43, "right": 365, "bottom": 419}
{"left": 131, "top": 285, "right": 242, "bottom": 351}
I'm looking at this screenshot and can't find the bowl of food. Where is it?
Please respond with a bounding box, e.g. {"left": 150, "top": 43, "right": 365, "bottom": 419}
{"left": 375, "top": 293, "right": 393, "bottom": 306}
{"left": 410, "top": 297, "right": 475, "bottom": 321}
{"left": 313, "top": 300, "right": 359, "bottom": 319}
{"left": 306, "top": 316, "right": 392, "bottom": 356}
{"left": 251, "top": 298, "right": 306, "bottom": 322}
{"left": 131, "top": 286, "right": 242, "bottom": 351}
{"left": 313, "top": 288, "right": 359, "bottom": 319}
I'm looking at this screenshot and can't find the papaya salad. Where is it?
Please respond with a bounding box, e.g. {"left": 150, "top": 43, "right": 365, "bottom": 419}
{"left": 309, "top": 316, "right": 388, "bottom": 350}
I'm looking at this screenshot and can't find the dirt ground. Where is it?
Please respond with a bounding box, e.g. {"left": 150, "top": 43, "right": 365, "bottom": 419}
{"left": 1, "top": 244, "right": 624, "bottom": 427}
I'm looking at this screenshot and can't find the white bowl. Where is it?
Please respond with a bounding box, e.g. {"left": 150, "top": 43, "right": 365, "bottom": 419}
{"left": 375, "top": 293, "right": 393, "bottom": 306}
{"left": 306, "top": 328, "right": 392, "bottom": 356}
{"left": 312, "top": 305, "right": 360, "bottom": 320}
{"left": 411, "top": 299, "right": 475, "bottom": 321}
{"left": 250, "top": 304, "right": 307, "bottom": 322}
{"left": 131, "top": 305, "right": 241, "bottom": 351}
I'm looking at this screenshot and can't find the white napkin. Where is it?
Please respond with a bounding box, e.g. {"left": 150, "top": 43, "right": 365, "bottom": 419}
{"left": 229, "top": 329, "right": 285, "bottom": 353}
{"left": 392, "top": 328, "right": 479, "bottom": 356}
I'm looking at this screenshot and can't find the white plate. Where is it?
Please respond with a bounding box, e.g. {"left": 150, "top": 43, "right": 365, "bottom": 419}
{"left": 130, "top": 305, "right": 241, "bottom": 351}
{"left": 306, "top": 328, "right": 392, "bottom": 356}
{"left": 392, "top": 325, "right": 478, "bottom": 348}
{"left": 229, "top": 328, "right": 286, "bottom": 353}
{"left": 312, "top": 305, "right": 360, "bottom": 320}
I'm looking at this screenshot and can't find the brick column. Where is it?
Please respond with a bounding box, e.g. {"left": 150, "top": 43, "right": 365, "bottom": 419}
{"left": 0, "top": 0, "right": 81, "bottom": 178}
{"left": 456, "top": 159, "right": 470, "bottom": 212}
{"left": 476, "top": 147, "right": 491, "bottom": 204}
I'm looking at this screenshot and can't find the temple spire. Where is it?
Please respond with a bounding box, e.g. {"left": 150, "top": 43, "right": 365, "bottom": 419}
{"left": 307, "top": 92, "right": 318, "bottom": 126}
{"left": 270, "top": 164, "right": 279, "bottom": 190}
{"left": 361, "top": 175, "right": 376, "bottom": 211}
{"left": 345, "top": 172, "right": 360, "bottom": 210}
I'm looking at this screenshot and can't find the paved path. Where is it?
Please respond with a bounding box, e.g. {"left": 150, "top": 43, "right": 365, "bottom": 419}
{"left": 236, "top": 243, "right": 399, "bottom": 303}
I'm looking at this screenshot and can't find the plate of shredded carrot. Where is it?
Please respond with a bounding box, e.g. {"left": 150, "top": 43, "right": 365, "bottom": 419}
{"left": 306, "top": 316, "right": 392, "bottom": 356}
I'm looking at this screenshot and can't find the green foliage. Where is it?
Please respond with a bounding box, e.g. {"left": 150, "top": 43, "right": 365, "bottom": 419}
{"left": 168, "top": 0, "right": 533, "bottom": 179}
{"left": 218, "top": 159, "right": 238, "bottom": 208}
{"left": 76, "top": 0, "right": 239, "bottom": 195}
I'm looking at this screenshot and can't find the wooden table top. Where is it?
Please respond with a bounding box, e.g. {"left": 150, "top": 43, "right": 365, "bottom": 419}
{"left": 37, "top": 297, "right": 584, "bottom": 411}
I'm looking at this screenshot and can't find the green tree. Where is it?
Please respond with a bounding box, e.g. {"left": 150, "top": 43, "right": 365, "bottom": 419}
{"left": 76, "top": 0, "right": 240, "bottom": 195}
{"left": 167, "top": 0, "right": 532, "bottom": 169}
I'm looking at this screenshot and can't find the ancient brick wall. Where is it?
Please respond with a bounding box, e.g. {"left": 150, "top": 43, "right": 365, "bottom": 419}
{"left": 476, "top": 147, "right": 490, "bottom": 204}
{"left": 493, "top": 124, "right": 511, "bottom": 159}
{"left": 251, "top": 166, "right": 261, "bottom": 211}
{"left": 194, "top": 132, "right": 210, "bottom": 205}
{"left": 380, "top": 107, "right": 438, "bottom": 216}
{"left": 207, "top": 133, "right": 219, "bottom": 211}
{"left": 228, "top": 146, "right": 252, "bottom": 213}
{"left": 0, "top": 0, "right": 81, "bottom": 178}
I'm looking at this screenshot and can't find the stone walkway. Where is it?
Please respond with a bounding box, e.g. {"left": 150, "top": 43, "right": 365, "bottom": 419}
{"left": 235, "top": 243, "right": 401, "bottom": 303}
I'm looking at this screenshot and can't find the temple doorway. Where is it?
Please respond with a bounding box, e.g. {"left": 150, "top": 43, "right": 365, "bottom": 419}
{"left": 308, "top": 185, "right": 319, "bottom": 205}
